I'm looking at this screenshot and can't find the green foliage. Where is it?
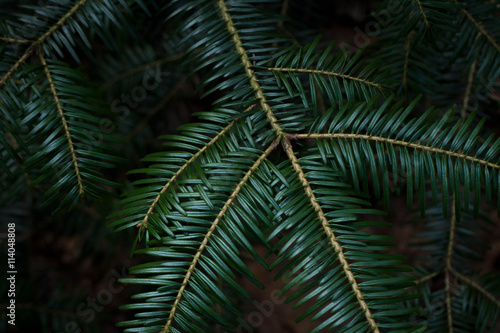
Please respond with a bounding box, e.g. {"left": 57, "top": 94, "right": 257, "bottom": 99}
{"left": 0, "top": 0, "right": 141, "bottom": 209}
{"left": 1, "top": 0, "right": 500, "bottom": 332}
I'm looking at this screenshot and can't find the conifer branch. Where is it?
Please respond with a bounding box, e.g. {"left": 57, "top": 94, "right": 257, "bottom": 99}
{"left": 282, "top": 137, "right": 380, "bottom": 333}
{"left": 452, "top": 269, "right": 500, "bottom": 308}
{"left": 0, "top": 37, "right": 30, "bottom": 43}
{"left": 137, "top": 103, "right": 258, "bottom": 230}
{"left": 457, "top": 2, "right": 500, "bottom": 55}
{"left": 35, "top": 0, "right": 88, "bottom": 46}
{"left": 414, "top": 271, "right": 441, "bottom": 285}
{"left": 460, "top": 60, "right": 477, "bottom": 118}
{"left": 268, "top": 67, "right": 383, "bottom": 90}
{"left": 39, "top": 51, "right": 84, "bottom": 196}
{"left": 412, "top": 0, "right": 430, "bottom": 28}
{"left": 403, "top": 31, "right": 415, "bottom": 89}
{"left": 219, "top": 6, "right": 379, "bottom": 328}
{"left": 219, "top": 5, "right": 380, "bottom": 329}
{"left": 219, "top": 0, "right": 285, "bottom": 137}
{"left": 137, "top": 114, "right": 240, "bottom": 231}
{"left": 0, "top": 47, "right": 33, "bottom": 86}
{"left": 445, "top": 197, "right": 456, "bottom": 272}
{"left": 294, "top": 133, "right": 500, "bottom": 170}
{"left": 0, "top": 0, "right": 88, "bottom": 86}
{"left": 163, "top": 141, "right": 279, "bottom": 332}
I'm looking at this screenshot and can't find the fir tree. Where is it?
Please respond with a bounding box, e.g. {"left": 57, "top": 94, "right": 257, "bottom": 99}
{"left": 1, "top": 0, "right": 500, "bottom": 332}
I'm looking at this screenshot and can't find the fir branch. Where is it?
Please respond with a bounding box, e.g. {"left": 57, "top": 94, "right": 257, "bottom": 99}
{"left": 219, "top": 6, "right": 382, "bottom": 327}
{"left": 460, "top": 60, "right": 477, "bottom": 119}
{"left": 0, "top": 37, "right": 30, "bottom": 43}
{"left": 445, "top": 196, "right": 457, "bottom": 271}
{"left": 414, "top": 271, "right": 441, "bottom": 285}
{"left": 282, "top": 137, "right": 379, "bottom": 332}
{"left": 38, "top": 51, "right": 84, "bottom": 196}
{"left": 294, "top": 133, "right": 500, "bottom": 170}
{"left": 103, "top": 2, "right": 500, "bottom": 332}
{"left": 402, "top": 31, "right": 415, "bottom": 90}
{"left": 218, "top": 0, "right": 284, "bottom": 137}
{"left": 457, "top": 1, "right": 500, "bottom": 55}
{"left": 0, "top": 0, "right": 88, "bottom": 86}
{"left": 412, "top": 0, "right": 430, "bottom": 28}
{"left": 452, "top": 270, "right": 500, "bottom": 308}
{"left": 0, "top": 48, "right": 33, "bottom": 86}
{"left": 35, "top": 0, "right": 88, "bottom": 46}
{"left": 268, "top": 67, "right": 383, "bottom": 90}
{"left": 163, "top": 140, "right": 279, "bottom": 333}
{"left": 137, "top": 104, "right": 257, "bottom": 230}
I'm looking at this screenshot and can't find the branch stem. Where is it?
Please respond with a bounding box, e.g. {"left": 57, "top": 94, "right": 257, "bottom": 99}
{"left": 219, "top": 0, "right": 284, "bottom": 137}
{"left": 414, "top": 271, "right": 441, "bottom": 285}
{"left": 0, "top": 49, "right": 32, "bottom": 86}
{"left": 294, "top": 133, "right": 500, "bottom": 170}
{"left": 413, "top": 0, "right": 430, "bottom": 28}
{"left": 0, "top": 37, "right": 30, "bottom": 43}
{"left": 460, "top": 60, "right": 477, "bottom": 119}
{"left": 39, "top": 51, "right": 84, "bottom": 196}
{"left": 283, "top": 137, "right": 379, "bottom": 333}
{"left": 268, "top": 67, "right": 382, "bottom": 89}
{"left": 452, "top": 269, "right": 500, "bottom": 308}
{"left": 457, "top": 2, "right": 500, "bottom": 54}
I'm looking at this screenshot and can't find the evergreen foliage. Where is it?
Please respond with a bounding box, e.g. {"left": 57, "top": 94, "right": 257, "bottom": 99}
{"left": 1, "top": 0, "right": 500, "bottom": 332}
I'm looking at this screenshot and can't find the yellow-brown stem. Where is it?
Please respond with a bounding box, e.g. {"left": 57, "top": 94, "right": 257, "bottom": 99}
{"left": 294, "top": 133, "right": 500, "bottom": 170}
{"left": 268, "top": 67, "right": 382, "bottom": 89}
{"left": 414, "top": 271, "right": 441, "bottom": 285}
{"left": 163, "top": 141, "right": 278, "bottom": 332}
{"left": 0, "top": 0, "right": 88, "bottom": 86}
{"left": 0, "top": 49, "right": 32, "bottom": 86}
{"left": 137, "top": 111, "right": 244, "bottom": 230}
{"left": 0, "top": 37, "right": 30, "bottom": 43}
{"left": 452, "top": 269, "right": 500, "bottom": 308}
{"left": 457, "top": 2, "right": 500, "bottom": 54}
{"left": 283, "top": 137, "right": 380, "bottom": 333}
{"left": 413, "top": 0, "right": 430, "bottom": 27}
{"left": 39, "top": 51, "right": 84, "bottom": 196}
{"left": 403, "top": 31, "right": 415, "bottom": 89}
{"left": 35, "top": 0, "right": 88, "bottom": 45}
{"left": 219, "top": 0, "right": 284, "bottom": 137}
{"left": 460, "top": 60, "right": 477, "bottom": 119}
